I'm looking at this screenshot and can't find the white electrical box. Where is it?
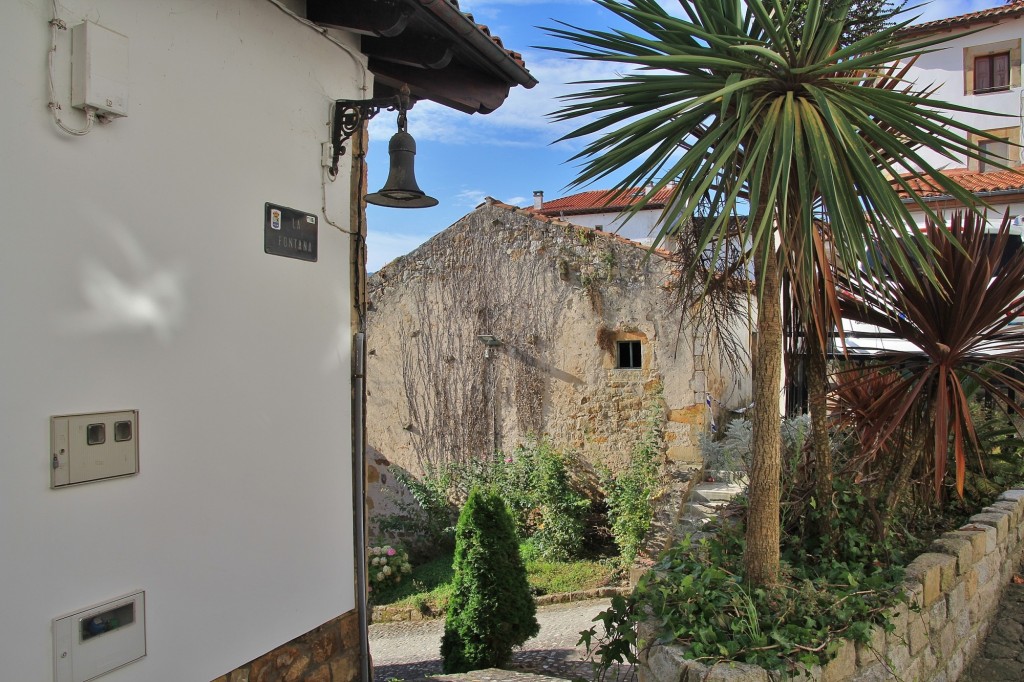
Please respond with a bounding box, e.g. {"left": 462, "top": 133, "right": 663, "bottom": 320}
{"left": 71, "top": 21, "right": 129, "bottom": 118}
{"left": 53, "top": 591, "right": 146, "bottom": 682}
{"left": 51, "top": 410, "right": 139, "bottom": 488}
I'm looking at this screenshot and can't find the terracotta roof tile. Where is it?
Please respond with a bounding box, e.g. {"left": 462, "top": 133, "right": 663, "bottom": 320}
{"left": 532, "top": 186, "right": 677, "bottom": 216}
{"left": 445, "top": 1, "right": 529, "bottom": 75}
{"left": 902, "top": 0, "right": 1024, "bottom": 36}
{"left": 898, "top": 166, "right": 1024, "bottom": 198}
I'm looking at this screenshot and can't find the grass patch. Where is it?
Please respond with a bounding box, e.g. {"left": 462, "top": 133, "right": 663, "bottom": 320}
{"left": 370, "top": 554, "right": 455, "bottom": 616}
{"left": 526, "top": 559, "right": 620, "bottom": 596}
{"left": 371, "top": 550, "right": 621, "bottom": 616}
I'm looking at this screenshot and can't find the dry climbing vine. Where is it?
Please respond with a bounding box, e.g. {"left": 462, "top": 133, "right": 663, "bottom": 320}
{"left": 394, "top": 211, "right": 570, "bottom": 469}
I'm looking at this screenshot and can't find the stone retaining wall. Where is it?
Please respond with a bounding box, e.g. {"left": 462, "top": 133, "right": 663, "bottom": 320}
{"left": 639, "top": 488, "right": 1024, "bottom": 682}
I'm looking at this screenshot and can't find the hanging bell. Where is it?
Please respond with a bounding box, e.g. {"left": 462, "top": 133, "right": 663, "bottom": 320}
{"left": 365, "top": 120, "right": 438, "bottom": 208}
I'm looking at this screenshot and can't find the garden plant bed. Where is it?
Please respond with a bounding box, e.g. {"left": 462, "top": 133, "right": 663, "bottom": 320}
{"left": 637, "top": 489, "right": 1024, "bottom": 682}
{"left": 370, "top": 552, "right": 627, "bottom": 623}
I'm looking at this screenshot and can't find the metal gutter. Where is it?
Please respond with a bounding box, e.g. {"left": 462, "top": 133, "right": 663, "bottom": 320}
{"left": 414, "top": 0, "right": 538, "bottom": 89}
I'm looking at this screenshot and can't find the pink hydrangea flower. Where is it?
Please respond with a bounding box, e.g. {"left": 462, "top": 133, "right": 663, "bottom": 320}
{"left": 387, "top": 547, "right": 397, "bottom": 556}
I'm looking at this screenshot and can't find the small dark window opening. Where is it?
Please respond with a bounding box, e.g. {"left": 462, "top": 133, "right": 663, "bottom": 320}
{"left": 975, "top": 53, "right": 1011, "bottom": 93}
{"left": 617, "top": 340, "right": 642, "bottom": 369}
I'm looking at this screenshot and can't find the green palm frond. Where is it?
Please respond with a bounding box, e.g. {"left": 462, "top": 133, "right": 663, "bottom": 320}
{"left": 544, "top": 0, "right": 1013, "bottom": 308}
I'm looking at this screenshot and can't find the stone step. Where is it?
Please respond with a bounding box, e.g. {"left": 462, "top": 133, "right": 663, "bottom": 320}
{"left": 690, "top": 482, "right": 744, "bottom": 504}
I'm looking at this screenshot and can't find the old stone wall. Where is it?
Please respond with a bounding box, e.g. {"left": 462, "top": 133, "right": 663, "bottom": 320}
{"left": 639, "top": 488, "right": 1024, "bottom": 682}
{"left": 212, "top": 610, "right": 362, "bottom": 682}
{"left": 365, "top": 200, "right": 751, "bottom": 494}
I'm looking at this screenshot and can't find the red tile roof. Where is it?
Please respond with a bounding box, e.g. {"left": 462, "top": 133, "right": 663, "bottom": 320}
{"left": 902, "top": 0, "right": 1024, "bottom": 36}
{"left": 443, "top": 1, "right": 532, "bottom": 82}
{"left": 532, "top": 186, "right": 676, "bottom": 216}
{"left": 899, "top": 166, "right": 1024, "bottom": 198}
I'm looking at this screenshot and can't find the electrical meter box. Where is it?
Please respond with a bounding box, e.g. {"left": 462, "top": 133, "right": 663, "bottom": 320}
{"left": 51, "top": 410, "right": 139, "bottom": 488}
{"left": 53, "top": 591, "right": 146, "bottom": 682}
{"left": 71, "top": 21, "right": 129, "bottom": 118}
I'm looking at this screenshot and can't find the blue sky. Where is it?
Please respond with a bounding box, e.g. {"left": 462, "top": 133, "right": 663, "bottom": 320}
{"left": 364, "top": 0, "right": 1007, "bottom": 272}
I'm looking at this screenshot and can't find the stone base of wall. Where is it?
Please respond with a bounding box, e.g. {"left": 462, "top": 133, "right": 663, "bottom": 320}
{"left": 212, "top": 609, "right": 362, "bottom": 682}
{"left": 638, "top": 488, "right": 1024, "bottom": 682}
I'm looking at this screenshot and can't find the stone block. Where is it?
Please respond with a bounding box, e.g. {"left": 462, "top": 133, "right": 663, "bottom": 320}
{"left": 908, "top": 613, "right": 929, "bottom": 655}
{"left": 643, "top": 643, "right": 690, "bottom": 682}
{"left": 976, "top": 558, "right": 991, "bottom": 588}
{"left": 703, "top": 661, "right": 770, "bottom": 682}
{"left": 903, "top": 579, "right": 924, "bottom": 610}
{"left": 887, "top": 601, "right": 909, "bottom": 644}
{"left": 329, "top": 653, "right": 360, "bottom": 682}
{"left": 850, "top": 663, "right": 886, "bottom": 682}
{"left": 997, "top": 488, "right": 1024, "bottom": 502}
{"left": 928, "top": 598, "right": 947, "bottom": 628}
{"left": 304, "top": 665, "right": 331, "bottom": 682}
{"left": 964, "top": 569, "right": 979, "bottom": 601}
{"left": 684, "top": 660, "right": 710, "bottom": 682}
{"left": 960, "top": 523, "right": 997, "bottom": 556}
{"left": 920, "top": 645, "right": 938, "bottom": 676}
{"left": 950, "top": 527, "right": 990, "bottom": 564}
{"left": 989, "top": 500, "right": 1021, "bottom": 526}
{"left": 971, "top": 511, "right": 1010, "bottom": 542}
{"left": 936, "top": 623, "right": 955, "bottom": 664}
{"left": 946, "top": 582, "right": 966, "bottom": 620}
{"left": 884, "top": 638, "right": 911, "bottom": 672}
{"left": 899, "top": 657, "right": 922, "bottom": 682}
{"left": 932, "top": 534, "right": 975, "bottom": 576}
{"left": 955, "top": 615, "right": 971, "bottom": 650}
{"left": 856, "top": 626, "right": 886, "bottom": 667}
{"left": 905, "top": 554, "right": 953, "bottom": 607}
{"left": 945, "top": 648, "right": 965, "bottom": 681}
{"left": 821, "top": 639, "right": 856, "bottom": 682}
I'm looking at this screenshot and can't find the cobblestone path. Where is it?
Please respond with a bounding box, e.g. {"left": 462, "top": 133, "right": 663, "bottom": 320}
{"left": 961, "top": 580, "right": 1024, "bottom": 681}
{"left": 370, "top": 598, "right": 632, "bottom": 681}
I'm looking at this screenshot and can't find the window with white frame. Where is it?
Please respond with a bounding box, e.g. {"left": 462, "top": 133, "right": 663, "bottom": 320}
{"left": 964, "top": 40, "right": 1021, "bottom": 95}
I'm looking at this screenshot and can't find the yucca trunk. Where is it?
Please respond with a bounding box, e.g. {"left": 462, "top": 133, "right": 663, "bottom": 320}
{"left": 746, "top": 244, "right": 783, "bottom": 587}
{"left": 807, "top": 331, "right": 835, "bottom": 550}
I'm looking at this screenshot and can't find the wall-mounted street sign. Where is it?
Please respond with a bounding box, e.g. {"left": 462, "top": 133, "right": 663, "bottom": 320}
{"left": 265, "top": 203, "right": 318, "bottom": 262}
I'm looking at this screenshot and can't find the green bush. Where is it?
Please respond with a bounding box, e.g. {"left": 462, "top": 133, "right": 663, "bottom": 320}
{"left": 440, "top": 488, "right": 539, "bottom": 673}
{"left": 386, "top": 438, "right": 591, "bottom": 563}
{"left": 496, "top": 438, "right": 589, "bottom": 561}
{"left": 601, "top": 398, "right": 663, "bottom": 567}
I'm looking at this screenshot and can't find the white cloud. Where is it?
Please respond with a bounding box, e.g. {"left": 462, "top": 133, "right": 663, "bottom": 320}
{"left": 368, "top": 51, "right": 634, "bottom": 153}
{"left": 366, "top": 229, "right": 439, "bottom": 272}
{"left": 455, "top": 189, "right": 490, "bottom": 207}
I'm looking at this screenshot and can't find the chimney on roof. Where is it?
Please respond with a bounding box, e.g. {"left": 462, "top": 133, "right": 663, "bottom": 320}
{"left": 645, "top": 181, "right": 655, "bottom": 195}
{"left": 533, "top": 190, "right": 544, "bottom": 210}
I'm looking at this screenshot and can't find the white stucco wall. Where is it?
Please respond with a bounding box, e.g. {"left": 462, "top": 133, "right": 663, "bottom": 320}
{"left": 907, "top": 199, "right": 1024, "bottom": 233}
{"left": 560, "top": 209, "right": 666, "bottom": 245}
{"left": 0, "top": 2, "right": 361, "bottom": 680}
{"left": 906, "top": 17, "right": 1024, "bottom": 169}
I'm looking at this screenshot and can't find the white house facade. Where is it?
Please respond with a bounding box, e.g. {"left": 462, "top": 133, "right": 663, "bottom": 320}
{"left": 901, "top": 3, "right": 1024, "bottom": 230}
{"left": 0, "top": 1, "right": 532, "bottom": 681}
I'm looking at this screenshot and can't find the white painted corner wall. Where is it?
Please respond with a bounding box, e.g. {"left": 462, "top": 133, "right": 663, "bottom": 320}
{"left": 907, "top": 17, "right": 1024, "bottom": 169}
{"left": 0, "top": 1, "right": 362, "bottom": 680}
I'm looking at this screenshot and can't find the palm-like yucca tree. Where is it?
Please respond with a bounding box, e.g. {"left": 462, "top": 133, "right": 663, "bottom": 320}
{"left": 837, "top": 212, "right": 1024, "bottom": 506}
{"left": 546, "top": 0, "right": 1004, "bottom": 586}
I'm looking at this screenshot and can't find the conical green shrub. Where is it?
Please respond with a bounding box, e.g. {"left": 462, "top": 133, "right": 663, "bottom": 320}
{"left": 440, "top": 487, "right": 539, "bottom": 673}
